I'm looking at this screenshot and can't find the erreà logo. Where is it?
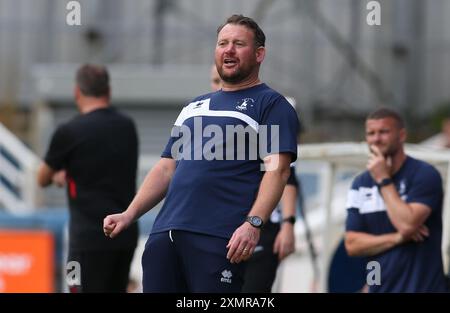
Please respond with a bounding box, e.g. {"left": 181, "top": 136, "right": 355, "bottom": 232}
{"left": 220, "top": 270, "right": 233, "bottom": 284}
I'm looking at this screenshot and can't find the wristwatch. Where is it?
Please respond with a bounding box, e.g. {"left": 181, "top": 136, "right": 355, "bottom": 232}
{"left": 376, "top": 177, "right": 393, "bottom": 190}
{"left": 282, "top": 216, "right": 296, "bottom": 225}
{"left": 246, "top": 216, "right": 264, "bottom": 229}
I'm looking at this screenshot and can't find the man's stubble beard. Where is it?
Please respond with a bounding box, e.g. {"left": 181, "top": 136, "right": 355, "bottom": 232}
{"left": 218, "top": 60, "right": 257, "bottom": 84}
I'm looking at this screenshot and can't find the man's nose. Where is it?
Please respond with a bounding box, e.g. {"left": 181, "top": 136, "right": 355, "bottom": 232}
{"left": 224, "top": 43, "right": 236, "bottom": 54}
{"left": 367, "top": 134, "right": 380, "bottom": 144}
{"left": 372, "top": 134, "right": 382, "bottom": 144}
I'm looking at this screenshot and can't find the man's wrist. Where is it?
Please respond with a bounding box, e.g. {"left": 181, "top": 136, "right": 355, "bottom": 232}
{"left": 246, "top": 215, "right": 264, "bottom": 228}
{"left": 394, "top": 232, "right": 404, "bottom": 245}
{"left": 376, "top": 177, "right": 393, "bottom": 190}
{"left": 282, "top": 216, "right": 296, "bottom": 225}
{"left": 123, "top": 209, "right": 136, "bottom": 223}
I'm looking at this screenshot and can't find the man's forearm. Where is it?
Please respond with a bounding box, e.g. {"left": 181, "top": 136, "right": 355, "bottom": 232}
{"left": 280, "top": 185, "right": 297, "bottom": 219}
{"left": 125, "top": 159, "right": 174, "bottom": 221}
{"left": 345, "top": 231, "right": 403, "bottom": 257}
{"left": 380, "top": 185, "right": 425, "bottom": 234}
{"left": 248, "top": 165, "right": 290, "bottom": 222}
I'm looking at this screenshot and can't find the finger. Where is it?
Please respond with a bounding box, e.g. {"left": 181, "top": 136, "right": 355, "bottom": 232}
{"left": 242, "top": 247, "right": 254, "bottom": 261}
{"left": 226, "top": 232, "right": 237, "bottom": 249}
{"left": 371, "top": 145, "right": 381, "bottom": 156}
{"left": 228, "top": 242, "right": 242, "bottom": 262}
{"left": 103, "top": 216, "right": 116, "bottom": 229}
{"left": 103, "top": 216, "right": 114, "bottom": 228}
{"left": 368, "top": 150, "right": 376, "bottom": 158}
{"left": 103, "top": 224, "right": 116, "bottom": 237}
{"left": 109, "top": 224, "right": 122, "bottom": 239}
{"left": 367, "top": 156, "right": 377, "bottom": 167}
{"left": 419, "top": 227, "right": 429, "bottom": 237}
{"left": 232, "top": 242, "right": 248, "bottom": 263}
{"left": 280, "top": 244, "right": 293, "bottom": 260}
{"left": 414, "top": 233, "right": 424, "bottom": 242}
{"left": 104, "top": 224, "right": 115, "bottom": 232}
{"left": 273, "top": 239, "right": 280, "bottom": 254}
{"left": 233, "top": 253, "right": 244, "bottom": 264}
{"left": 386, "top": 157, "right": 392, "bottom": 168}
{"left": 240, "top": 244, "right": 255, "bottom": 262}
{"left": 226, "top": 239, "right": 240, "bottom": 261}
{"left": 235, "top": 238, "right": 254, "bottom": 263}
{"left": 103, "top": 215, "right": 112, "bottom": 224}
{"left": 273, "top": 246, "right": 279, "bottom": 255}
{"left": 103, "top": 221, "right": 116, "bottom": 231}
{"left": 247, "top": 245, "right": 256, "bottom": 258}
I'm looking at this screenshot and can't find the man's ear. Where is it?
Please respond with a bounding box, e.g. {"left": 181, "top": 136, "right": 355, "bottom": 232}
{"left": 74, "top": 85, "right": 81, "bottom": 101}
{"left": 399, "top": 128, "right": 407, "bottom": 143}
{"left": 256, "top": 46, "right": 265, "bottom": 64}
{"left": 106, "top": 87, "right": 111, "bottom": 102}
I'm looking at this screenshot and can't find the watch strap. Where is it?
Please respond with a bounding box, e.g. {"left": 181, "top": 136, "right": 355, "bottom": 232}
{"left": 376, "top": 177, "right": 393, "bottom": 190}
{"left": 282, "top": 216, "right": 296, "bottom": 225}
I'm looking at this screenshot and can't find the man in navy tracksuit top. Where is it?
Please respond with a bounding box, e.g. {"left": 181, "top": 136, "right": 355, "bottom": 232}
{"left": 103, "top": 14, "right": 300, "bottom": 292}
{"left": 345, "top": 107, "right": 447, "bottom": 292}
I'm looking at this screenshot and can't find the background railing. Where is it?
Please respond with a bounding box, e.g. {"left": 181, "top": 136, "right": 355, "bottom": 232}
{"left": 0, "top": 123, "right": 40, "bottom": 214}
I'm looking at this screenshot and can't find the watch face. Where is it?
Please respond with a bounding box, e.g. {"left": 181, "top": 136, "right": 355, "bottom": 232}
{"left": 246, "top": 216, "right": 263, "bottom": 228}
{"left": 250, "top": 216, "right": 262, "bottom": 227}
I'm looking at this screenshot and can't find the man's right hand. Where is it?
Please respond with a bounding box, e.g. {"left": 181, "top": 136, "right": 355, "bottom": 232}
{"left": 407, "top": 225, "right": 429, "bottom": 242}
{"left": 52, "top": 170, "right": 67, "bottom": 187}
{"left": 103, "top": 212, "right": 133, "bottom": 238}
{"left": 397, "top": 224, "right": 429, "bottom": 244}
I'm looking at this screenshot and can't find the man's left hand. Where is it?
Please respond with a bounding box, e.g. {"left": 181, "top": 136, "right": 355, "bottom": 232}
{"left": 273, "top": 222, "right": 295, "bottom": 261}
{"left": 367, "top": 145, "right": 392, "bottom": 182}
{"left": 226, "top": 222, "right": 260, "bottom": 264}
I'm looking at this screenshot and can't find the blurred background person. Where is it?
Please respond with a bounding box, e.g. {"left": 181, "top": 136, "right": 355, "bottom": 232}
{"left": 345, "top": 107, "right": 447, "bottom": 292}
{"left": 37, "top": 64, "right": 139, "bottom": 292}
{"left": 421, "top": 114, "right": 450, "bottom": 149}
